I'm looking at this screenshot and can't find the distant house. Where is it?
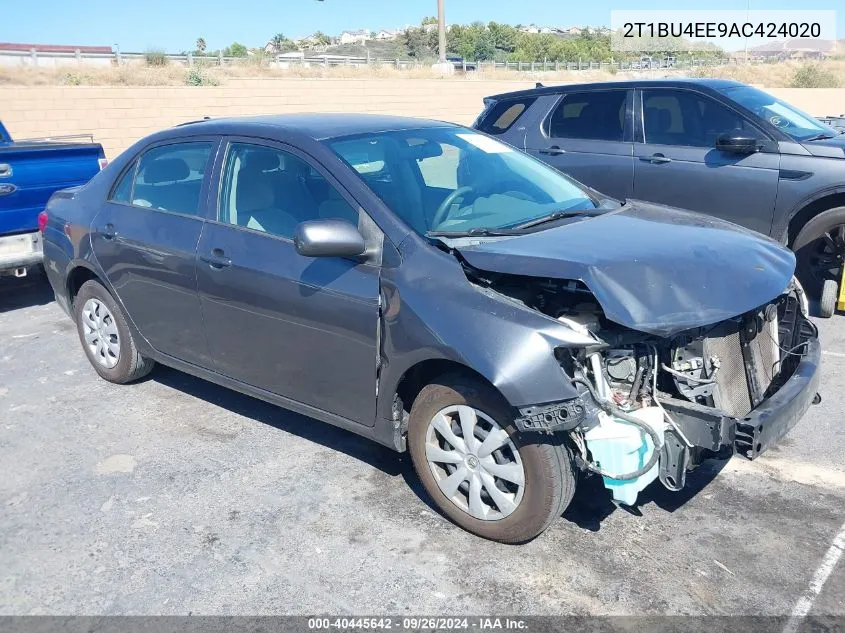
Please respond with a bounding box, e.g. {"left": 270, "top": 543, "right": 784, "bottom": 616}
{"left": 563, "top": 26, "right": 583, "bottom": 36}
{"left": 519, "top": 25, "right": 540, "bottom": 34}
{"left": 0, "top": 42, "right": 112, "bottom": 54}
{"left": 375, "top": 30, "right": 399, "bottom": 41}
{"left": 339, "top": 30, "right": 371, "bottom": 45}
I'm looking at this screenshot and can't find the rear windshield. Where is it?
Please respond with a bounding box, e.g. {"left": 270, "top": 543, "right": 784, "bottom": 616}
{"left": 476, "top": 97, "right": 536, "bottom": 135}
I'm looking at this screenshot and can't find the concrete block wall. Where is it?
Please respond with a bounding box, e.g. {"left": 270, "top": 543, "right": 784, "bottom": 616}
{"left": 1, "top": 79, "right": 842, "bottom": 159}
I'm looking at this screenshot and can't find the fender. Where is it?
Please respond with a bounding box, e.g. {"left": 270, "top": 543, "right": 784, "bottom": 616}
{"left": 774, "top": 184, "right": 845, "bottom": 244}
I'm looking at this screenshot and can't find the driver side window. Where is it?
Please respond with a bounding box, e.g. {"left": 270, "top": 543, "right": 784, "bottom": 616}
{"left": 642, "top": 89, "right": 762, "bottom": 148}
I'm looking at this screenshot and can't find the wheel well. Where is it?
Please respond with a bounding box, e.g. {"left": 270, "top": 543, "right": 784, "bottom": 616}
{"left": 394, "top": 359, "right": 507, "bottom": 417}
{"left": 66, "top": 266, "right": 101, "bottom": 309}
{"left": 787, "top": 193, "right": 845, "bottom": 248}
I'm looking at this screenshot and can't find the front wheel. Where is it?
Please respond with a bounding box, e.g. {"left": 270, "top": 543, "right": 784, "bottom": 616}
{"left": 793, "top": 206, "right": 845, "bottom": 316}
{"left": 407, "top": 374, "right": 575, "bottom": 543}
{"left": 74, "top": 279, "right": 155, "bottom": 383}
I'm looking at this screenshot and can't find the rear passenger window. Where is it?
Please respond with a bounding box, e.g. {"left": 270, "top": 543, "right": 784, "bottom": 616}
{"left": 130, "top": 142, "right": 213, "bottom": 215}
{"left": 548, "top": 90, "right": 628, "bottom": 142}
{"left": 109, "top": 161, "right": 136, "bottom": 203}
{"left": 477, "top": 97, "right": 536, "bottom": 135}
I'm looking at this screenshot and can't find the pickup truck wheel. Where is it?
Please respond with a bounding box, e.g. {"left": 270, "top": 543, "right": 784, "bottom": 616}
{"left": 407, "top": 374, "right": 575, "bottom": 543}
{"left": 794, "top": 206, "right": 845, "bottom": 313}
{"left": 74, "top": 280, "right": 154, "bottom": 383}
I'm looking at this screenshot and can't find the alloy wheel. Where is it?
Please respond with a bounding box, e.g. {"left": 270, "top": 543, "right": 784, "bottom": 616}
{"left": 808, "top": 224, "right": 845, "bottom": 284}
{"left": 81, "top": 298, "right": 120, "bottom": 369}
{"left": 424, "top": 405, "right": 525, "bottom": 521}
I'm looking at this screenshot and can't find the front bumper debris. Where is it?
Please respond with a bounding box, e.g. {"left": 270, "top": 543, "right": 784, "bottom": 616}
{"left": 662, "top": 335, "right": 820, "bottom": 461}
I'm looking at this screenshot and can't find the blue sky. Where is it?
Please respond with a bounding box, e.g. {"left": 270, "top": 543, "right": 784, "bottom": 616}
{"left": 2, "top": 0, "right": 842, "bottom": 52}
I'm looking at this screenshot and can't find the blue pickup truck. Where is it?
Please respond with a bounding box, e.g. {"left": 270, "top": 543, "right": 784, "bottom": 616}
{"left": 0, "top": 121, "right": 105, "bottom": 278}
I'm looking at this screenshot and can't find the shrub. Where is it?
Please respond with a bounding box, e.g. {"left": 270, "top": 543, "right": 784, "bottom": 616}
{"left": 145, "top": 49, "right": 169, "bottom": 67}
{"left": 185, "top": 68, "right": 218, "bottom": 86}
{"left": 790, "top": 63, "right": 841, "bottom": 88}
{"left": 62, "top": 72, "right": 83, "bottom": 85}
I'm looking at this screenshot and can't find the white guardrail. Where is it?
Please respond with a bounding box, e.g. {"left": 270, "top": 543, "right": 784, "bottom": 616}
{"left": 0, "top": 48, "right": 736, "bottom": 72}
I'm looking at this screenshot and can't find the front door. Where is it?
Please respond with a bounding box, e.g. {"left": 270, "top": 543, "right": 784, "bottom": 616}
{"left": 526, "top": 88, "right": 635, "bottom": 201}
{"left": 195, "top": 139, "right": 381, "bottom": 425}
{"left": 633, "top": 88, "right": 780, "bottom": 235}
{"left": 90, "top": 139, "right": 216, "bottom": 366}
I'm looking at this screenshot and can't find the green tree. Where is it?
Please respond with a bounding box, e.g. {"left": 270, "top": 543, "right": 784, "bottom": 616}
{"left": 404, "top": 26, "right": 437, "bottom": 58}
{"left": 196, "top": 37, "right": 206, "bottom": 55}
{"left": 225, "top": 42, "right": 248, "bottom": 57}
{"left": 312, "top": 31, "right": 332, "bottom": 46}
{"left": 270, "top": 33, "right": 298, "bottom": 53}
{"left": 421, "top": 16, "right": 438, "bottom": 26}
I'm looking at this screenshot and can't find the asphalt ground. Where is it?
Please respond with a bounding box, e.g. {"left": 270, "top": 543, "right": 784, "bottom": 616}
{"left": 0, "top": 273, "right": 843, "bottom": 616}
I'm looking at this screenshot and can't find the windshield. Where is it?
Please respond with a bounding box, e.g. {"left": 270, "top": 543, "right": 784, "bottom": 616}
{"left": 719, "top": 85, "right": 836, "bottom": 141}
{"left": 326, "top": 127, "right": 598, "bottom": 236}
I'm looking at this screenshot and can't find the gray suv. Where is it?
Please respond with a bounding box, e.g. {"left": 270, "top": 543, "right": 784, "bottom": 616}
{"left": 475, "top": 79, "right": 845, "bottom": 316}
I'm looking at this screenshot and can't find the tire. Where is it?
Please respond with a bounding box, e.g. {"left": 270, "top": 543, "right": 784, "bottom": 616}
{"left": 74, "top": 279, "right": 154, "bottom": 383}
{"left": 407, "top": 373, "right": 576, "bottom": 543}
{"left": 793, "top": 206, "right": 845, "bottom": 302}
{"left": 819, "top": 279, "right": 838, "bottom": 319}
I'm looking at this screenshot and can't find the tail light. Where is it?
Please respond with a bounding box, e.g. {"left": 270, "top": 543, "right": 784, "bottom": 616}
{"left": 37, "top": 210, "right": 48, "bottom": 233}
{"left": 98, "top": 158, "right": 109, "bottom": 170}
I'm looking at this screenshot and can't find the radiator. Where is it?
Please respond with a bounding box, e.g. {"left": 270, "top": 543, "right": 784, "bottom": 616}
{"left": 703, "top": 312, "right": 781, "bottom": 418}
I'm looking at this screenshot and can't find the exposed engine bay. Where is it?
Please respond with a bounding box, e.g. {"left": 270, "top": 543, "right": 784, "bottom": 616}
{"left": 464, "top": 264, "right": 820, "bottom": 505}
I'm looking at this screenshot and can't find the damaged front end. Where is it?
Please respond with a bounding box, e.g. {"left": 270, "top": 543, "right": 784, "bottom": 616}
{"left": 467, "top": 266, "right": 821, "bottom": 506}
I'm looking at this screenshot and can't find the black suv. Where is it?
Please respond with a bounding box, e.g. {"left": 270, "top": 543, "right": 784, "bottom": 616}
{"left": 474, "top": 79, "right": 845, "bottom": 316}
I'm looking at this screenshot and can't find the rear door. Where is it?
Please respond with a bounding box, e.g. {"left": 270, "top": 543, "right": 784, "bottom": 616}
{"left": 195, "top": 138, "right": 381, "bottom": 425}
{"left": 525, "top": 89, "right": 635, "bottom": 201}
{"left": 90, "top": 138, "right": 217, "bottom": 366}
{"left": 633, "top": 87, "right": 780, "bottom": 234}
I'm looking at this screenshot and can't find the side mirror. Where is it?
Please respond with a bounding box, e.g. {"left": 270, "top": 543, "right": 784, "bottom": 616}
{"left": 715, "top": 133, "right": 762, "bottom": 154}
{"left": 294, "top": 219, "right": 366, "bottom": 259}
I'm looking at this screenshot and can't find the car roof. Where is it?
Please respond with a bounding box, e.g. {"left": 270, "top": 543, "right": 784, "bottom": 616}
{"left": 487, "top": 78, "right": 745, "bottom": 101}
{"left": 170, "top": 113, "right": 458, "bottom": 141}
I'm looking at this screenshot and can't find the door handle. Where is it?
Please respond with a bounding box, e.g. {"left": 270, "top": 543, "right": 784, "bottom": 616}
{"left": 539, "top": 146, "right": 565, "bottom": 156}
{"left": 639, "top": 153, "right": 672, "bottom": 164}
{"left": 200, "top": 248, "right": 232, "bottom": 269}
{"left": 101, "top": 223, "right": 117, "bottom": 240}
{"left": 0, "top": 163, "right": 11, "bottom": 178}
{"left": 0, "top": 183, "right": 17, "bottom": 196}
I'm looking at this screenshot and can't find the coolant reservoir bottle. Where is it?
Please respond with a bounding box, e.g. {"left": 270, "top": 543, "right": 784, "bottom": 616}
{"left": 583, "top": 407, "right": 664, "bottom": 506}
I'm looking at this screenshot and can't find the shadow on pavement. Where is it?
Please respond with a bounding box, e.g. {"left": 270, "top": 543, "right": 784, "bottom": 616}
{"left": 0, "top": 270, "right": 54, "bottom": 313}
{"left": 151, "top": 365, "right": 408, "bottom": 477}
{"left": 562, "top": 455, "right": 730, "bottom": 531}
{"left": 151, "top": 364, "right": 733, "bottom": 531}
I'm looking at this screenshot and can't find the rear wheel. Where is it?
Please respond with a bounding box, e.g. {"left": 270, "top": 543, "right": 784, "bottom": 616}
{"left": 794, "top": 206, "right": 845, "bottom": 316}
{"left": 74, "top": 280, "right": 154, "bottom": 383}
{"left": 407, "top": 373, "right": 575, "bottom": 543}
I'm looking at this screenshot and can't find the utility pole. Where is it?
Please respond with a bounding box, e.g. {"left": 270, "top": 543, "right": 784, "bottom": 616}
{"left": 437, "top": 0, "right": 446, "bottom": 63}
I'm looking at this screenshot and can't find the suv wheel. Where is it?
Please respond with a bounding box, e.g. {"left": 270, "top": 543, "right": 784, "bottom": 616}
{"left": 74, "top": 279, "right": 154, "bottom": 383}
{"left": 407, "top": 373, "right": 575, "bottom": 543}
{"left": 793, "top": 206, "right": 845, "bottom": 315}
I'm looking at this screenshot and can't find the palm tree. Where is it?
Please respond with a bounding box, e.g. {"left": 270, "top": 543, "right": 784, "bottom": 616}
{"left": 196, "top": 37, "right": 206, "bottom": 55}
{"left": 271, "top": 33, "right": 286, "bottom": 52}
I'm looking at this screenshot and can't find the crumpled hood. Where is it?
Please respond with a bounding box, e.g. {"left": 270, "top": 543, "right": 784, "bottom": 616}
{"left": 456, "top": 200, "right": 795, "bottom": 337}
